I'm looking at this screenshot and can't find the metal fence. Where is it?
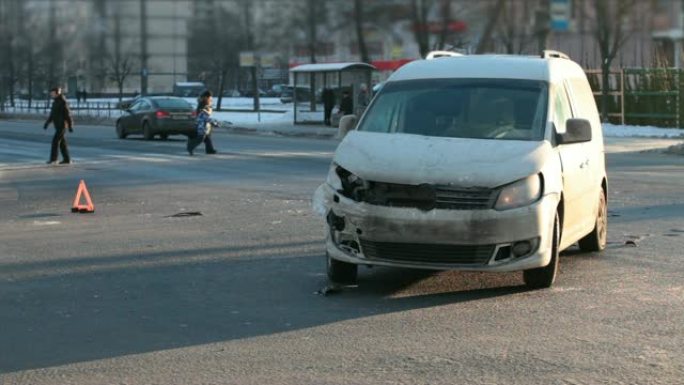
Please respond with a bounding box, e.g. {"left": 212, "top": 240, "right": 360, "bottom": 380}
{"left": 586, "top": 68, "right": 684, "bottom": 128}
{"left": 1, "top": 100, "right": 123, "bottom": 119}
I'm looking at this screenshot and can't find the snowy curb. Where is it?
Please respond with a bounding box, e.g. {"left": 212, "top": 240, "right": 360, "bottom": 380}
{"left": 219, "top": 122, "right": 337, "bottom": 140}
{"left": 603, "top": 123, "right": 684, "bottom": 138}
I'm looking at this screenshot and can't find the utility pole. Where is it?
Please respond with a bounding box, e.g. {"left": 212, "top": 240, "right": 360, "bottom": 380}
{"left": 243, "top": 0, "right": 259, "bottom": 111}
{"left": 140, "top": 0, "right": 148, "bottom": 95}
{"left": 307, "top": 0, "right": 317, "bottom": 64}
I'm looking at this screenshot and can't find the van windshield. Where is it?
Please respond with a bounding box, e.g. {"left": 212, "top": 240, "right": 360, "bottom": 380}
{"left": 357, "top": 78, "right": 548, "bottom": 141}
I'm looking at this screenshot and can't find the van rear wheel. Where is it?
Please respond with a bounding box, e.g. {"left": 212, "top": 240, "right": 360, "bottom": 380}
{"left": 578, "top": 191, "right": 607, "bottom": 252}
{"left": 327, "top": 252, "right": 358, "bottom": 284}
{"left": 524, "top": 213, "right": 559, "bottom": 289}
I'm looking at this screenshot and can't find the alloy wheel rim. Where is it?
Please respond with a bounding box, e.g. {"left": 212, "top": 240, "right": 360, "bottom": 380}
{"left": 598, "top": 195, "right": 607, "bottom": 247}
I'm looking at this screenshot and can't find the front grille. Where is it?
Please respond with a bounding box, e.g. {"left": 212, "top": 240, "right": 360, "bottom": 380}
{"left": 434, "top": 187, "right": 497, "bottom": 210}
{"left": 360, "top": 239, "right": 495, "bottom": 265}
{"left": 356, "top": 182, "right": 496, "bottom": 211}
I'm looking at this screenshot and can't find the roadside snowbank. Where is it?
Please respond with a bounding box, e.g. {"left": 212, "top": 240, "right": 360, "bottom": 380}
{"left": 603, "top": 123, "right": 684, "bottom": 138}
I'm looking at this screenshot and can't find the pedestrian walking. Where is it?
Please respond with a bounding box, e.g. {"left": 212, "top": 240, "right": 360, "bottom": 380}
{"left": 338, "top": 90, "right": 353, "bottom": 116}
{"left": 187, "top": 90, "right": 218, "bottom": 156}
{"left": 43, "top": 87, "right": 74, "bottom": 164}
{"left": 322, "top": 88, "right": 336, "bottom": 126}
{"left": 82, "top": 89, "right": 87, "bottom": 103}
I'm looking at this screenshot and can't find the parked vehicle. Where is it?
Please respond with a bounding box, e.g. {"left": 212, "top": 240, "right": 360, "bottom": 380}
{"left": 173, "top": 82, "right": 207, "bottom": 97}
{"left": 222, "top": 89, "right": 242, "bottom": 97}
{"left": 314, "top": 51, "right": 608, "bottom": 289}
{"left": 241, "top": 88, "right": 267, "bottom": 98}
{"left": 116, "top": 97, "right": 196, "bottom": 140}
{"left": 280, "top": 86, "right": 314, "bottom": 104}
{"left": 266, "top": 84, "right": 288, "bottom": 97}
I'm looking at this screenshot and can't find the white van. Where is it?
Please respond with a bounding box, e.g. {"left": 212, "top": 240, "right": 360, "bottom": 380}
{"left": 313, "top": 51, "right": 607, "bottom": 289}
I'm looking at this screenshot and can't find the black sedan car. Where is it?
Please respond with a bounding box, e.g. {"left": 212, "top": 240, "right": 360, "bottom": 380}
{"left": 116, "top": 97, "right": 197, "bottom": 140}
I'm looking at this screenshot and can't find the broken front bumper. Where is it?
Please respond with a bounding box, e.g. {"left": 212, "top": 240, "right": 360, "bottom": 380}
{"left": 313, "top": 183, "right": 559, "bottom": 272}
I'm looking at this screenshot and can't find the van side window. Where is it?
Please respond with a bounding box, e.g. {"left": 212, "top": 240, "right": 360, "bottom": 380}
{"left": 568, "top": 78, "right": 600, "bottom": 119}
{"left": 554, "top": 86, "right": 572, "bottom": 133}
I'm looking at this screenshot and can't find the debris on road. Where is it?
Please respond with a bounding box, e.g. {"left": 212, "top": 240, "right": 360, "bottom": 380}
{"left": 166, "top": 211, "right": 203, "bottom": 218}
{"left": 315, "top": 283, "right": 359, "bottom": 296}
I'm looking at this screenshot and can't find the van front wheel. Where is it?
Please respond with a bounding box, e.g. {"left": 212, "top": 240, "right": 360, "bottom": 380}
{"left": 524, "top": 213, "right": 560, "bottom": 289}
{"left": 327, "top": 253, "right": 358, "bottom": 284}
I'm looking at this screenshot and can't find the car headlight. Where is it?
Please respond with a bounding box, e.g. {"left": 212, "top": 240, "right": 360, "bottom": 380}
{"left": 326, "top": 163, "right": 343, "bottom": 191}
{"left": 495, "top": 174, "right": 542, "bottom": 210}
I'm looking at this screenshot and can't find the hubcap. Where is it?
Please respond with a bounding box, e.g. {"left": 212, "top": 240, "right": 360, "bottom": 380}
{"left": 598, "top": 194, "right": 607, "bottom": 247}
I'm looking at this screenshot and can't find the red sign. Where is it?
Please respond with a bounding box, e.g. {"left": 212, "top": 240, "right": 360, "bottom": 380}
{"left": 413, "top": 21, "right": 468, "bottom": 34}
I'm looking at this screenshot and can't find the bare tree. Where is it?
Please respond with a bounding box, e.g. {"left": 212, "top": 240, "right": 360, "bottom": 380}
{"left": 496, "top": 0, "right": 537, "bottom": 54}
{"left": 590, "top": 0, "right": 638, "bottom": 121}
{"left": 47, "top": 0, "right": 62, "bottom": 88}
{"left": 411, "top": 0, "right": 431, "bottom": 58}
{"left": 212, "top": 5, "right": 243, "bottom": 110}
{"left": 109, "top": 56, "right": 135, "bottom": 102}
{"left": 475, "top": 0, "right": 506, "bottom": 54}
{"left": 0, "top": 0, "right": 23, "bottom": 108}
{"left": 90, "top": 0, "right": 108, "bottom": 93}
{"left": 106, "top": 8, "right": 135, "bottom": 102}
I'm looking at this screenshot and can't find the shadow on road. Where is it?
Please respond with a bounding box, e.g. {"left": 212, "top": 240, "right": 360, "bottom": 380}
{"left": 0, "top": 240, "right": 532, "bottom": 373}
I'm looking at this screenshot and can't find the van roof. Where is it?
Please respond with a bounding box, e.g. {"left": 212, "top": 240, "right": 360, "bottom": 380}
{"left": 388, "top": 55, "right": 586, "bottom": 83}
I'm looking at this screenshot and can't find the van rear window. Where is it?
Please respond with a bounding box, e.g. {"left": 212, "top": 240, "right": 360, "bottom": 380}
{"left": 358, "top": 78, "right": 548, "bottom": 141}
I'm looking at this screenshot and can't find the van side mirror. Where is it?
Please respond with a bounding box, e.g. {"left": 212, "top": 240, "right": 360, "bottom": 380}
{"left": 338, "top": 114, "right": 357, "bottom": 138}
{"left": 556, "top": 118, "right": 592, "bottom": 145}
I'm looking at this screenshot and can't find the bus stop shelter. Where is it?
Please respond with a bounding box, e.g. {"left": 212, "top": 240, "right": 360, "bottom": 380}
{"left": 289, "top": 62, "right": 376, "bottom": 124}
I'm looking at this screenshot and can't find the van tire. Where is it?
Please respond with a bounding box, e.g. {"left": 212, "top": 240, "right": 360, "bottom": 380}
{"left": 524, "top": 213, "right": 559, "bottom": 289}
{"left": 578, "top": 191, "right": 607, "bottom": 252}
{"left": 327, "top": 252, "right": 358, "bottom": 284}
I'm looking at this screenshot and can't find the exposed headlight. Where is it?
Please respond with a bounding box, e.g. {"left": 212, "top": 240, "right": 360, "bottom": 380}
{"left": 495, "top": 174, "right": 542, "bottom": 210}
{"left": 326, "top": 163, "right": 343, "bottom": 191}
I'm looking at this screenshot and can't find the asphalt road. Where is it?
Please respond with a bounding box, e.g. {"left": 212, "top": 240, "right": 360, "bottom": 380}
{"left": 0, "top": 120, "right": 683, "bottom": 385}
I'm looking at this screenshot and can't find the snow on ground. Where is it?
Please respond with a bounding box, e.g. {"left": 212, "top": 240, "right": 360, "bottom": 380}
{"left": 213, "top": 109, "right": 292, "bottom": 125}
{"left": 603, "top": 123, "right": 684, "bottom": 138}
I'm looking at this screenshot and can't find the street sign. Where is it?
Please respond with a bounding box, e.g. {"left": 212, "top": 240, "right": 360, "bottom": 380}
{"left": 550, "top": 0, "right": 571, "bottom": 32}
{"left": 260, "top": 53, "right": 277, "bottom": 68}
{"left": 240, "top": 52, "right": 256, "bottom": 67}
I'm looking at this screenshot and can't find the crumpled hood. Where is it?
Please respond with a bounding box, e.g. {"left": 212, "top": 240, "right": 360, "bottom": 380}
{"left": 334, "top": 131, "right": 552, "bottom": 188}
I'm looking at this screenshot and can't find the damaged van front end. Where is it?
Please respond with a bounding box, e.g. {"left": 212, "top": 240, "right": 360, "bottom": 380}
{"left": 313, "top": 132, "right": 562, "bottom": 274}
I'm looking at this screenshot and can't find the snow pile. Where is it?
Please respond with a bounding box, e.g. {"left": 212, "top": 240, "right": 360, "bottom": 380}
{"left": 213, "top": 110, "right": 291, "bottom": 125}
{"left": 603, "top": 123, "right": 684, "bottom": 138}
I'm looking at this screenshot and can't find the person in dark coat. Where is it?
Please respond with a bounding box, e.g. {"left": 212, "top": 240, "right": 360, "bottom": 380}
{"left": 187, "top": 90, "right": 218, "bottom": 155}
{"left": 43, "top": 87, "right": 74, "bottom": 164}
{"left": 322, "top": 88, "right": 336, "bottom": 126}
{"left": 338, "top": 90, "right": 353, "bottom": 116}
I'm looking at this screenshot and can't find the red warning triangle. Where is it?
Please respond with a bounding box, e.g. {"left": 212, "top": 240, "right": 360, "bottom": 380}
{"left": 71, "top": 180, "right": 95, "bottom": 213}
